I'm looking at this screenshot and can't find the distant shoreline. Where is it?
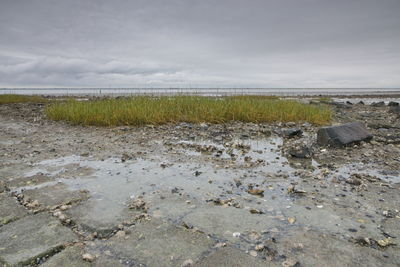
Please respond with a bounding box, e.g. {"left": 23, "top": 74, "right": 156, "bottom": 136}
{"left": 1, "top": 87, "right": 400, "bottom": 97}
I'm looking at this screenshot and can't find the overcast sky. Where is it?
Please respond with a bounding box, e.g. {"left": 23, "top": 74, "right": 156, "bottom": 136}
{"left": 0, "top": 0, "right": 399, "bottom": 88}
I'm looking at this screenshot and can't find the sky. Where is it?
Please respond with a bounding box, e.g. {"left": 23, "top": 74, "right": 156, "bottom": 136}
{"left": 0, "top": 0, "right": 399, "bottom": 88}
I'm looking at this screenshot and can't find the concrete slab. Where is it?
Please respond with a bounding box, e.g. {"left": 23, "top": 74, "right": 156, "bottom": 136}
{"left": 22, "top": 182, "right": 89, "bottom": 208}
{"left": 41, "top": 246, "right": 90, "bottom": 267}
{"left": 5, "top": 173, "right": 52, "bottom": 190}
{"left": 89, "top": 219, "right": 214, "bottom": 267}
{"left": 182, "top": 205, "right": 281, "bottom": 243}
{"left": 194, "top": 247, "right": 277, "bottom": 267}
{"left": 92, "top": 256, "right": 128, "bottom": 267}
{"left": 0, "top": 193, "right": 28, "bottom": 225}
{"left": 0, "top": 213, "right": 77, "bottom": 266}
{"left": 66, "top": 198, "right": 141, "bottom": 237}
{"left": 278, "top": 228, "right": 400, "bottom": 266}
{"left": 382, "top": 218, "right": 400, "bottom": 239}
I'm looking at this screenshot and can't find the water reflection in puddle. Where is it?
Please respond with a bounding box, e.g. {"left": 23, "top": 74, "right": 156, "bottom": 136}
{"left": 17, "top": 136, "right": 399, "bottom": 241}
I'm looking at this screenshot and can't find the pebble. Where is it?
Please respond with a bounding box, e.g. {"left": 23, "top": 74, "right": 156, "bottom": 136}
{"left": 82, "top": 253, "right": 95, "bottom": 262}
{"left": 282, "top": 259, "right": 300, "bottom": 267}
{"left": 250, "top": 208, "right": 263, "bottom": 214}
{"left": 214, "top": 242, "right": 227, "bottom": 248}
{"left": 26, "top": 200, "right": 40, "bottom": 208}
{"left": 115, "top": 230, "right": 126, "bottom": 238}
{"left": 255, "top": 244, "right": 265, "bottom": 251}
{"left": 249, "top": 250, "right": 258, "bottom": 257}
{"left": 60, "top": 205, "right": 70, "bottom": 211}
{"left": 232, "top": 232, "right": 241, "bottom": 237}
{"left": 181, "top": 259, "right": 194, "bottom": 267}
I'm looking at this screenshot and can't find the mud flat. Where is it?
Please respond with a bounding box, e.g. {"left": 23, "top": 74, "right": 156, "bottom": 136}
{"left": 1, "top": 97, "right": 399, "bottom": 266}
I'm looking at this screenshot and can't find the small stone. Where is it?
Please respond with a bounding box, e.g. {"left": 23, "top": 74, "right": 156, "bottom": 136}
{"left": 26, "top": 200, "right": 40, "bottom": 208}
{"left": 129, "top": 197, "right": 146, "bottom": 211}
{"left": 53, "top": 211, "right": 62, "bottom": 217}
{"left": 247, "top": 189, "right": 264, "bottom": 196}
{"left": 293, "top": 242, "right": 304, "bottom": 249}
{"left": 232, "top": 232, "right": 241, "bottom": 237}
{"left": 82, "top": 253, "right": 95, "bottom": 262}
{"left": 288, "top": 217, "right": 296, "bottom": 224}
{"left": 282, "top": 259, "right": 300, "bottom": 267}
{"left": 181, "top": 259, "right": 194, "bottom": 267}
{"left": 59, "top": 205, "right": 69, "bottom": 211}
{"left": 249, "top": 208, "right": 263, "bottom": 214}
{"left": 377, "top": 238, "right": 395, "bottom": 247}
{"left": 214, "top": 242, "right": 227, "bottom": 248}
{"left": 255, "top": 244, "right": 265, "bottom": 251}
{"left": 249, "top": 250, "right": 258, "bottom": 257}
{"left": 115, "top": 230, "right": 126, "bottom": 238}
{"left": 283, "top": 128, "right": 303, "bottom": 138}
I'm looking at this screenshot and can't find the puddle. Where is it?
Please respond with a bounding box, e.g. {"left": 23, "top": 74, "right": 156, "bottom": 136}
{"left": 15, "top": 136, "right": 399, "bottom": 244}
{"left": 335, "top": 163, "right": 400, "bottom": 184}
{"left": 174, "top": 137, "right": 291, "bottom": 172}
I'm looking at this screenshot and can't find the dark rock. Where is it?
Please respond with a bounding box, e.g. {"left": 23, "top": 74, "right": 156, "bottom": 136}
{"left": 288, "top": 146, "right": 312, "bottom": 158}
{"left": 371, "top": 101, "right": 385, "bottom": 107}
{"left": 345, "top": 178, "right": 362, "bottom": 186}
{"left": 283, "top": 128, "right": 303, "bottom": 138}
{"left": 389, "top": 106, "right": 400, "bottom": 115}
{"left": 317, "top": 122, "right": 373, "bottom": 147}
{"left": 388, "top": 101, "right": 399, "bottom": 107}
{"left": 319, "top": 101, "right": 351, "bottom": 109}
{"left": 357, "top": 101, "right": 365, "bottom": 105}
{"left": 346, "top": 101, "right": 353, "bottom": 105}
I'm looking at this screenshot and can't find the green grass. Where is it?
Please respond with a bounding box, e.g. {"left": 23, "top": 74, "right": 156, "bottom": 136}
{"left": 45, "top": 96, "right": 332, "bottom": 126}
{"left": 316, "top": 97, "right": 332, "bottom": 102}
{"left": 0, "top": 94, "right": 48, "bottom": 104}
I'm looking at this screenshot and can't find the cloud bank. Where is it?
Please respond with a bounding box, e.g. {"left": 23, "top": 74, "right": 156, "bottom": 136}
{"left": 0, "top": 0, "right": 399, "bottom": 88}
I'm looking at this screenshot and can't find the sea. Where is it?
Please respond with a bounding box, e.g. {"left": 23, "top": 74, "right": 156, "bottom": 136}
{"left": 1, "top": 87, "right": 400, "bottom": 96}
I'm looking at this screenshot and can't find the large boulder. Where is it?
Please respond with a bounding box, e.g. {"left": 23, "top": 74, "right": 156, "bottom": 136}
{"left": 317, "top": 122, "right": 373, "bottom": 147}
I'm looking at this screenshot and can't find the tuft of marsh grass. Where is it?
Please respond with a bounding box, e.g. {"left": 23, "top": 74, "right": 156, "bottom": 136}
{"left": 0, "top": 94, "right": 48, "bottom": 104}
{"left": 46, "top": 96, "right": 332, "bottom": 126}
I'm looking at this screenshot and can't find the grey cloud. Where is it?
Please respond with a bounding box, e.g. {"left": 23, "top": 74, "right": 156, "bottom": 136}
{"left": 0, "top": 0, "right": 399, "bottom": 87}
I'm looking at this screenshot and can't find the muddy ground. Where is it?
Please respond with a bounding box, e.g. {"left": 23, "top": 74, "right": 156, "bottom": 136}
{"left": 0, "top": 97, "right": 399, "bottom": 267}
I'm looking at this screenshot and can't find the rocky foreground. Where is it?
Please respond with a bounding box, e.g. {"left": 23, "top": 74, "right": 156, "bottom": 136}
{"left": 0, "top": 98, "right": 399, "bottom": 266}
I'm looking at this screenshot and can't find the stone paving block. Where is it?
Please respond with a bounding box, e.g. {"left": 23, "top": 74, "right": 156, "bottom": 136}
{"left": 182, "top": 205, "right": 281, "bottom": 243}
{"left": 66, "top": 198, "right": 141, "bottom": 237}
{"left": 92, "top": 256, "right": 127, "bottom": 267}
{"left": 22, "top": 182, "right": 89, "bottom": 208}
{"left": 88, "top": 219, "right": 214, "bottom": 267}
{"left": 41, "top": 246, "right": 90, "bottom": 267}
{"left": 278, "top": 228, "right": 400, "bottom": 267}
{"left": 0, "top": 193, "right": 28, "bottom": 226}
{"left": 0, "top": 213, "right": 77, "bottom": 266}
{"left": 194, "top": 247, "right": 277, "bottom": 267}
{"left": 4, "top": 173, "right": 52, "bottom": 190}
